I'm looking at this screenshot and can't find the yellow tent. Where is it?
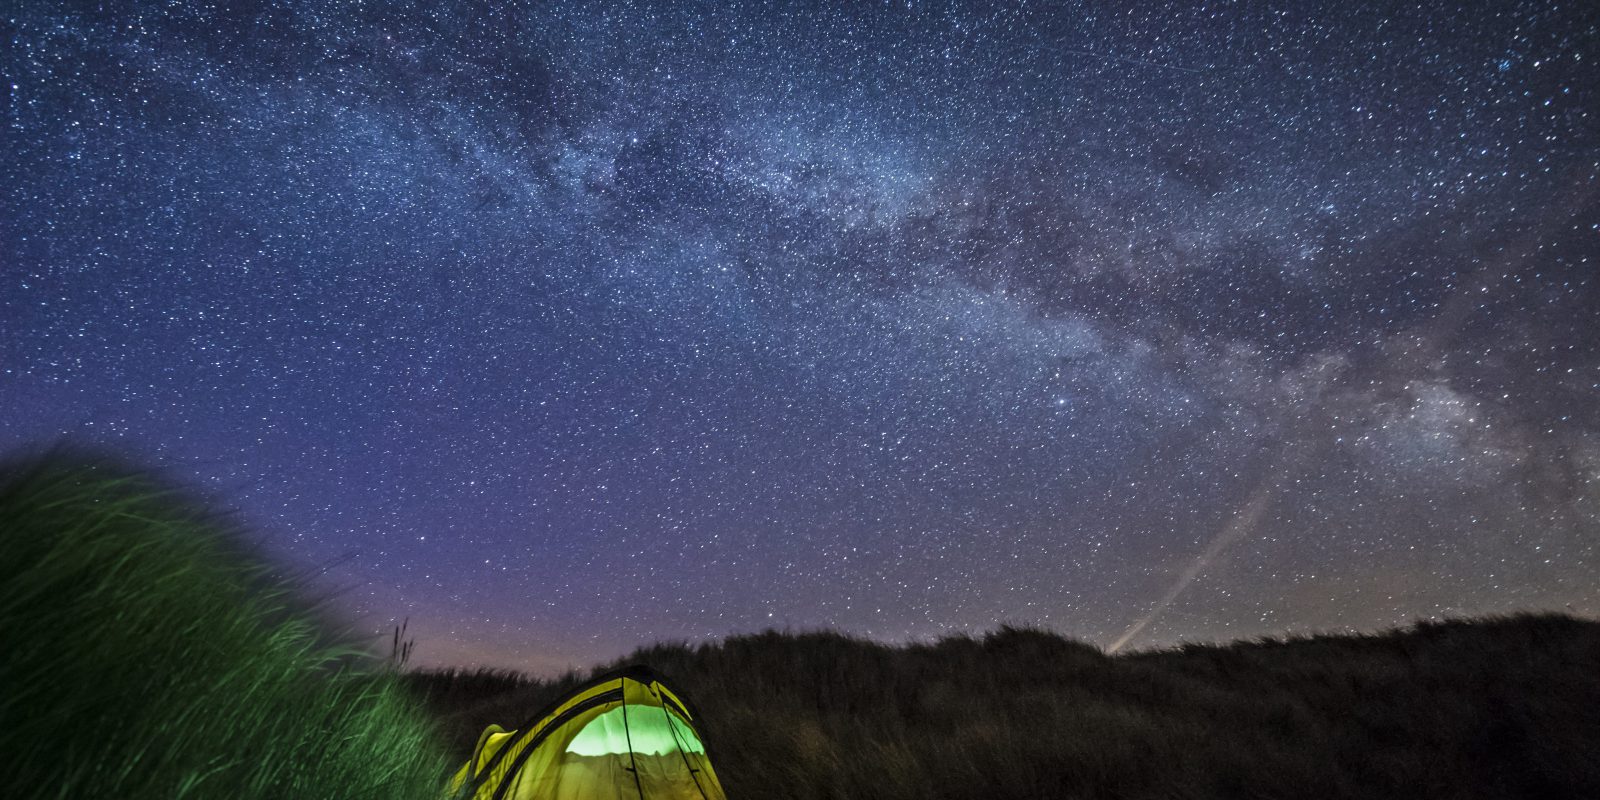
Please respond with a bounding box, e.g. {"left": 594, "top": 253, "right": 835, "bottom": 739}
{"left": 450, "top": 666, "right": 728, "bottom": 800}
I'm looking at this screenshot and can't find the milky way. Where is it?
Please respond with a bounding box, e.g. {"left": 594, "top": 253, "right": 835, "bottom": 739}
{"left": 4, "top": 1, "right": 1598, "bottom": 671}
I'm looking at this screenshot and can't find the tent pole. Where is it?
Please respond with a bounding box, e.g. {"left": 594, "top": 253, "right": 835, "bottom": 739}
{"left": 621, "top": 678, "right": 647, "bottom": 800}
{"left": 659, "top": 690, "right": 712, "bottom": 800}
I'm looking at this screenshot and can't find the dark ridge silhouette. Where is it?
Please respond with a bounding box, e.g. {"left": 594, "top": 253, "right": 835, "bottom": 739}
{"left": 411, "top": 616, "right": 1600, "bottom": 800}
{"left": 4, "top": 452, "right": 1593, "bottom": 799}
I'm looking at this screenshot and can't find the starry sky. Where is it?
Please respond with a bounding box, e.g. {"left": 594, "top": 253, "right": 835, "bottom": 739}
{"left": 4, "top": 1, "right": 1598, "bottom": 672}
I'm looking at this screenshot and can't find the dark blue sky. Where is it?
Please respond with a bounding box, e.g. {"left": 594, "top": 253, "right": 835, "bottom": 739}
{"left": 4, "top": 0, "right": 1597, "bottom": 671}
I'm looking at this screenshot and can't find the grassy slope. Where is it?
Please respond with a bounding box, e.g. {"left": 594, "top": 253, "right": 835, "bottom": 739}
{"left": 414, "top": 617, "right": 1600, "bottom": 799}
{"left": 5, "top": 454, "right": 1595, "bottom": 799}
{"left": 0, "top": 458, "right": 450, "bottom": 800}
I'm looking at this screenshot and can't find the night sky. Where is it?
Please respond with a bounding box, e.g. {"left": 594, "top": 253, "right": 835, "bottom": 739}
{"left": 4, "top": 1, "right": 1598, "bottom": 672}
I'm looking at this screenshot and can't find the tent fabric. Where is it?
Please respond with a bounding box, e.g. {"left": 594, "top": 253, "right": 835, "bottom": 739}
{"left": 450, "top": 666, "right": 728, "bottom": 800}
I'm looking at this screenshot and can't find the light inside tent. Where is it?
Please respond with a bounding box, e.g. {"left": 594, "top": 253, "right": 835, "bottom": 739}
{"left": 565, "top": 706, "right": 707, "bottom": 757}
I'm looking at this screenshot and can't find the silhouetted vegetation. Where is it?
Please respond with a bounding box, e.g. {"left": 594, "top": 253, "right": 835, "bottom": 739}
{"left": 4, "top": 454, "right": 1596, "bottom": 799}
{"left": 0, "top": 456, "right": 449, "bottom": 799}
{"left": 413, "top": 618, "right": 1600, "bottom": 799}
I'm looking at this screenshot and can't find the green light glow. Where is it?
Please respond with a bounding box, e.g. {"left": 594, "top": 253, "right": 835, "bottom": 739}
{"left": 565, "top": 706, "right": 706, "bottom": 757}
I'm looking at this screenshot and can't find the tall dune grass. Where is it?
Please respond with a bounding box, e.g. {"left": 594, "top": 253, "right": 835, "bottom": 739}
{"left": 0, "top": 457, "right": 449, "bottom": 799}
{"left": 416, "top": 619, "right": 1600, "bottom": 799}
{"left": 8, "top": 451, "right": 1597, "bottom": 799}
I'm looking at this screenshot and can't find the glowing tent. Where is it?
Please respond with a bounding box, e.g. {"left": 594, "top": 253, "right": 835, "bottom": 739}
{"left": 450, "top": 666, "right": 728, "bottom": 800}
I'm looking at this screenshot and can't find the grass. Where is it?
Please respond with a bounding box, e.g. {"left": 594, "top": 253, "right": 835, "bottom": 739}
{"left": 412, "top": 617, "right": 1600, "bottom": 799}
{"left": 5, "top": 452, "right": 1597, "bottom": 799}
{"left": 0, "top": 455, "right": 450, "bottom": 800}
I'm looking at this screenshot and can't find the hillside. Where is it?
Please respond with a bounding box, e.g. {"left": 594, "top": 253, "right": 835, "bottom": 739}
{"left": 4, "top": 455, "right": 1595, "bottom": 799}
{"left": 411, "top": 615, "right": 1600, "bottom": 800}
{"left": 0, "top": 458, "right": 449, "bottom": 799}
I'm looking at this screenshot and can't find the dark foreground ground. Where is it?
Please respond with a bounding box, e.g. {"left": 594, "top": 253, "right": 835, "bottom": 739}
{"left": 5, "top": 456, "right": 1597, "bottom": 800}
{"left": 410, "top": 614, "right": 1600, "bottom": 800}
